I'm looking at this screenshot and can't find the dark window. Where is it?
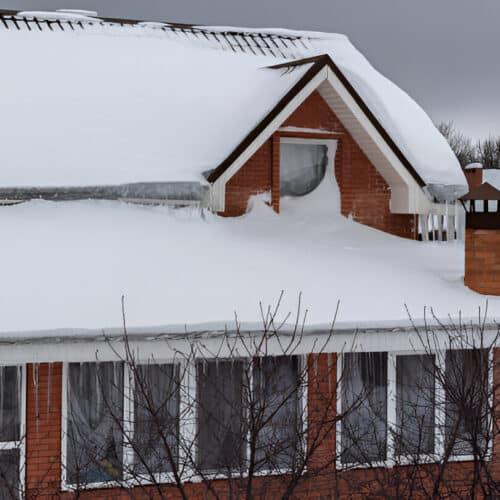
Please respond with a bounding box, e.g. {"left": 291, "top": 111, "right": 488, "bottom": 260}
{"left": 196, "top": 360, "right": 245, "bottom": 471}
{"left": 396, "top": 355, "right": 435, "bottom": 456}
{"left": 253, "top": 356, "right": 302, "bottom": 471}
{"left": 445, "top": 349, "right": 489, "bottom": 456}
{"left": 0, "top": 366, "right": 21, "bottom": 497}
{"left": 0, "top": 366, "right": 21, "bottom": 442}
{"left": 133, "top": 364, "right": 180, "bottom": 474}
{"left": 0, "top": 449, "right": 20, "bottom": 499}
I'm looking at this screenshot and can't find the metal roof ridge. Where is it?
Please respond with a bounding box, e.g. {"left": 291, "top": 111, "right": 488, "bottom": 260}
{"left": 0, "top": 8, "right": 345, "bottom": 41}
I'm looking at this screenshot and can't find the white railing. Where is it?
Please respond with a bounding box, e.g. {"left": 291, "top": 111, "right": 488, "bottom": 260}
{"left": 419, "top": 202, "right": 465, "bottom": 242}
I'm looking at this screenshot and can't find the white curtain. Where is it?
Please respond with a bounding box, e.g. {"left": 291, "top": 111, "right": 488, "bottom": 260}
{"left": 67, "top": 362, "right": 123, "bottom": 484}
{"left": 396, "top": 355, "right": 435, "bottom": 456}
{"left": 253, "top": 356, "right": 301, "bottom": 471}
{"left": 341, "top": 352, "right": 387, "bottom": 464}
{"left": 133, "top": 363, "right": 179, "bottom": 474}
{"left": 280, "top": 143, "right": 328, "bottom": 197}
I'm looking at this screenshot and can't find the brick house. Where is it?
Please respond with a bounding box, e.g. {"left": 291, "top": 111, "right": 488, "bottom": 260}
{"left": 0, "top": 8, "right": 498, "bottom": 500}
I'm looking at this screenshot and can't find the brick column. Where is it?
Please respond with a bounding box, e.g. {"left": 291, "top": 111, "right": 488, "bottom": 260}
{"left": 307, "top": 354, "right": 337, "bottom": 472}
{"left": 271, "top": 133, "right": 281, "bottom": 213}
{"left": 25, "top": 363, "right": 62, "bottom": 499}
{"left": 465, "top": 228, "right": 500, "bottom": 295}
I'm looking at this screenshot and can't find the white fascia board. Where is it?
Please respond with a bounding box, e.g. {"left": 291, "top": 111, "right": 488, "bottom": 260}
{"left": 210, "top": 67, "right": 329, "bottom": 212}
{"left": 322, "top": 68, "right": 431, "bottom": 214}
{"left": 0, "top": 326, "right": 498, "bottom": 363}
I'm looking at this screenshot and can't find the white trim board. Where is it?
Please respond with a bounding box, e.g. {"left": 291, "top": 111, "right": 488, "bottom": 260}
{"left": 1, "top": 326, "right": 499, "bottom": 364}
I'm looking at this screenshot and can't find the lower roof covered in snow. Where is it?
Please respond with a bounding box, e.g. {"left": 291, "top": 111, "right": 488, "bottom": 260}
{"left": 0, "top": 10, "right": 465, "bottom": 191}
{"left": 0, "top": 173, "right": 496, "bottom": 339}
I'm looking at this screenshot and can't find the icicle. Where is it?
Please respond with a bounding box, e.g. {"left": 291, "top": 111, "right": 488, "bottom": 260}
{"left": 313, "top": 354, "right": 318, "bottom": 380}
{"left": 96, "top": 364, "right": 102, "bottom": 417}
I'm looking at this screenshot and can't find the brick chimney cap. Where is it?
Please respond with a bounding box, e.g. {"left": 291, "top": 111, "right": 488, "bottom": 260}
{"left": 464, "top": 162, "right": 483, "bottom": 170}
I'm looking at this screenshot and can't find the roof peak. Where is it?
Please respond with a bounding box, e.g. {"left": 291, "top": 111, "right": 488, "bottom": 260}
{"left": 0, "top": 8, "right": 346, "bottom": 42}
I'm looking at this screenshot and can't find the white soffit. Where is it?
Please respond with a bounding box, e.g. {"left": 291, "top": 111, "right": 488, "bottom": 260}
{"left": 318, "top": 71, "right": 430, "bottom": 213}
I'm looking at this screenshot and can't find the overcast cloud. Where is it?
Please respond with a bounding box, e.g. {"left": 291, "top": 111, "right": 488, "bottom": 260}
{"left": 1, "top": 0, "right": 499, "bottom": 139}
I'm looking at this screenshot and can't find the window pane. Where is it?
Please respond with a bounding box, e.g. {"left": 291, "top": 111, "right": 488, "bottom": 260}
{"left": 341, "top": 352, "right": 387, "bottom": 464}
{"left": 133, "top": 364, "right": 180, "bottom": 474}
{"left": 67, "top": 362, "right": 124, "bottom": 485}
{"left": 280, "top": 143, "right": 328, "bottom": 197}
{"left": 253, "top": 356, "right": 301, "bottom": 471}
{"left": 197, "top": 360, "right": 245, "bottom": 471}
{"left": 0, "top": 366, "right": 20, "bottom": 442}
{"left": 396, "top": 355, "right": 435, "bottom": 456}
{"left": 445, "top": 349, "right": 489, "bottom": 456}
{"left": 0, "top": 449, "right": 20, "bottom": 499}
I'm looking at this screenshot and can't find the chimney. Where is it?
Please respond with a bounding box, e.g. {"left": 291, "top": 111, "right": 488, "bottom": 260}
{"left": 464, "top": 163, "right": 483, "bottom": 190}
{"left": 462, "top": 182, "right": 500, "bottom": 295}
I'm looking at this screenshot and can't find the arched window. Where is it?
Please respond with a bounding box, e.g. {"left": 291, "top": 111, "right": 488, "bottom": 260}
{"left": 280, "top": 142, "right": 328, "bottom": 197}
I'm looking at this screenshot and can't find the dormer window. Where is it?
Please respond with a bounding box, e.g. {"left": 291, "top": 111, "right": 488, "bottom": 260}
{"left": 279, "top": 141, "right": 329, "bottom": 197}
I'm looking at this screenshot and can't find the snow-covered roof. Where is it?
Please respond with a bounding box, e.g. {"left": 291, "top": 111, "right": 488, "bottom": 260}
{"left": 483, "top": 169, "right": 500, "bottom": 190}
{"left": 0, "top": 9, "right": 465, "bottom": 190}
{"left": 0, "top": 173, "right": 497, "bottom": 338}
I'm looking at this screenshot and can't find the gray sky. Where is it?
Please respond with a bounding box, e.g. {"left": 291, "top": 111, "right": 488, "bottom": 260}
{"left": 1, "top": 0, "right": 499, "bottom": 139}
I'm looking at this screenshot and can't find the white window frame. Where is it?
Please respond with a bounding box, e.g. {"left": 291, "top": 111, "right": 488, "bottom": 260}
{"left": 0, "top": 364, "right": 26, "bottom": 500}
{"left": 278, "top": 137, "right": 338, "bottom": 199}
{"left": 336, "top": 349, "right": 493, "bottom": 470}
{"left": 61, "top": 355, "right": 307, "bottom": 490}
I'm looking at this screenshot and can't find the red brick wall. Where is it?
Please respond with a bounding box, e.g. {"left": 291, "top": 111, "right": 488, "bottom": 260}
{"left": 221, "top": 91, "right": 416, "bottom": 239}
{"left": 465, "top": 228, "right": 500, "bottom": 295}
{"left": 222, "top": 140, "right": 274, "bottom": 217}
{"left": 26, "top": 363, "right": 62, "bottom": 499}
{"left": 23, "top": 353, "right": 500, "bottom": 498}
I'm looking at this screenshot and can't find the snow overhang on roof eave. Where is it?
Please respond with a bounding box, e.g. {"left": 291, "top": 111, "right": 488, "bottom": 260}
{"left": 208, "top": 54, "right": 434, "bottom": 215}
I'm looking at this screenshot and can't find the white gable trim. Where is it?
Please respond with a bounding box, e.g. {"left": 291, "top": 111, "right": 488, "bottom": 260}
{"left": 322, "top": 68, "right": 432, "bottom": 214}
{"left": 210, "top": 64, "right": 435, "bottom": 215}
